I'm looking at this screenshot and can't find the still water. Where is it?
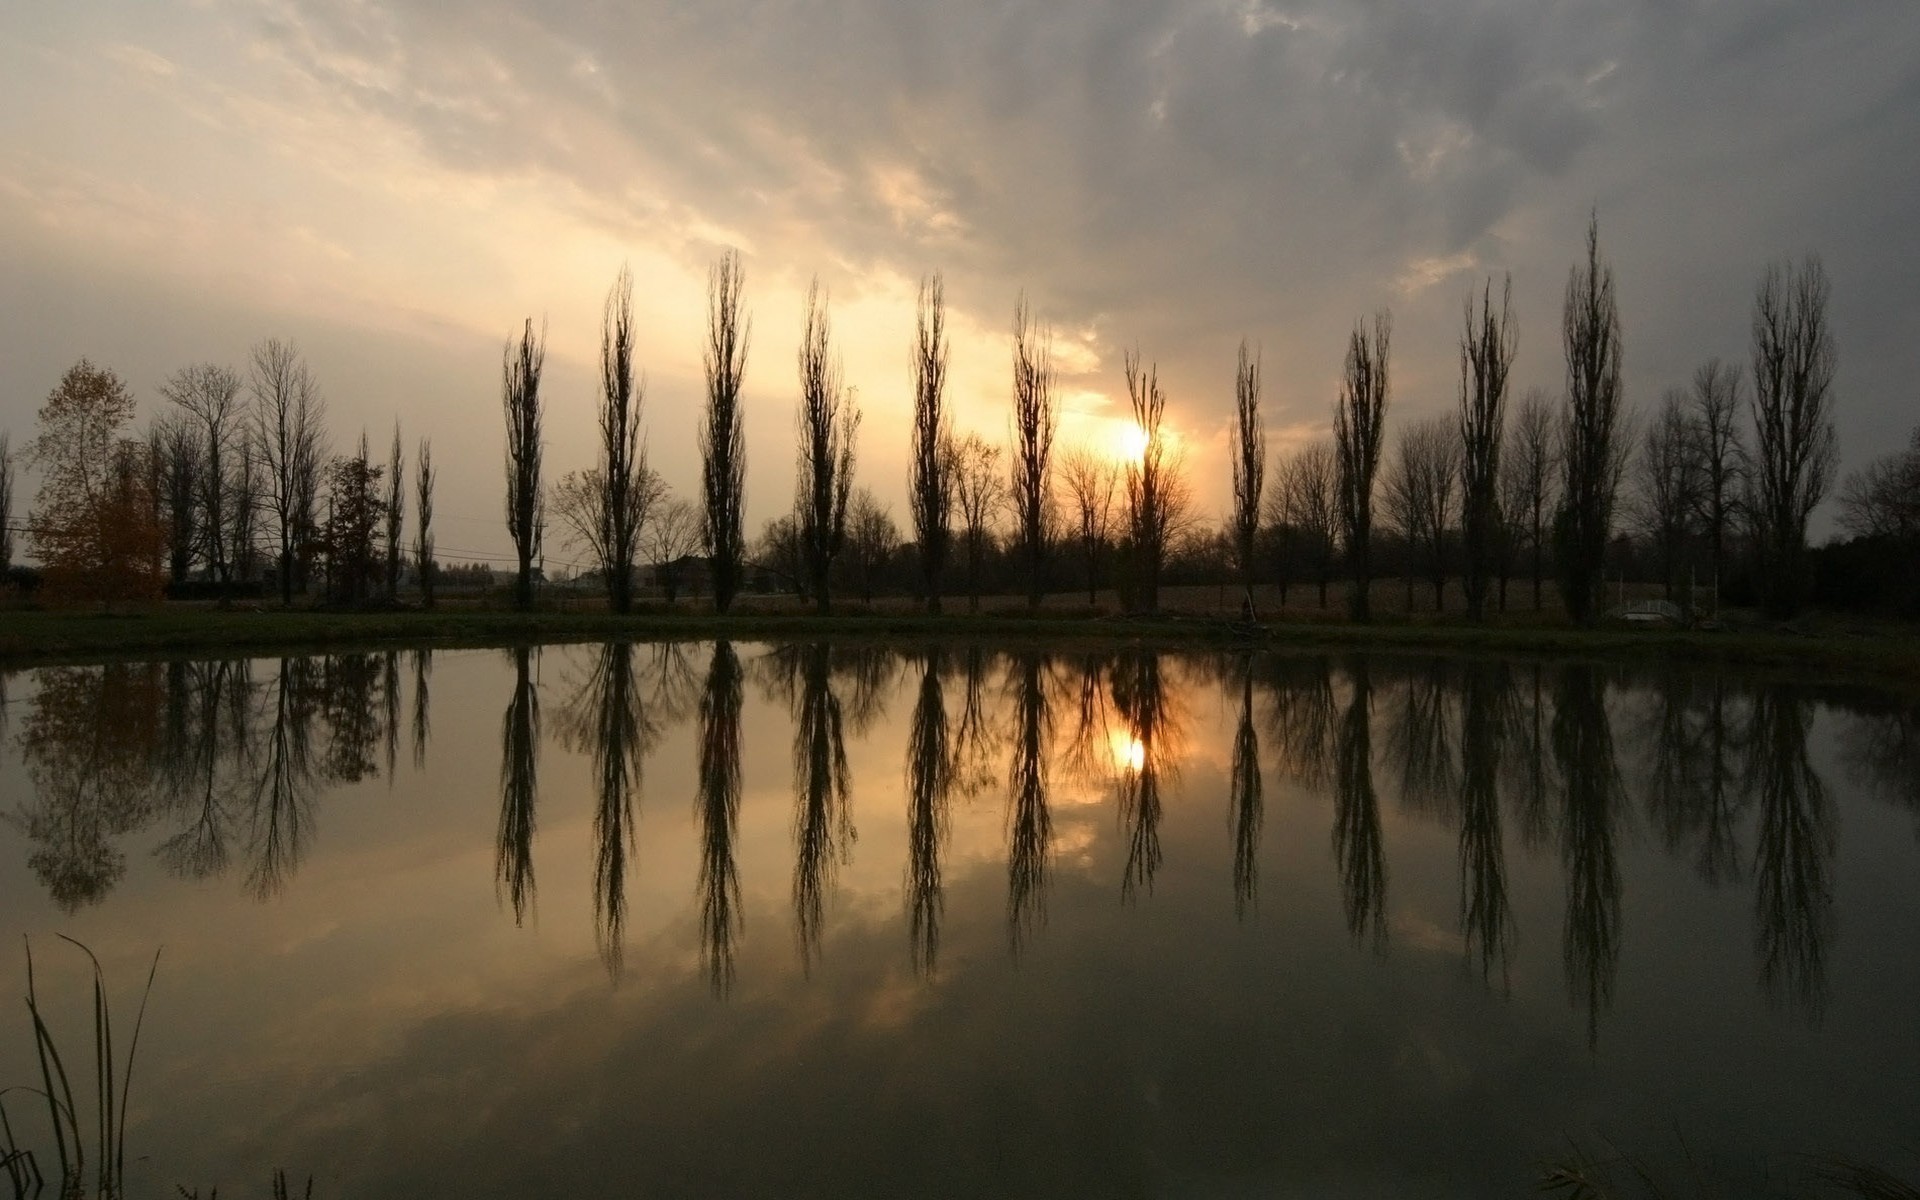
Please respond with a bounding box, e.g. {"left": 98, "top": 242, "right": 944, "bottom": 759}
{"left": 1, "top": 642, "right": 1916, "bottom": 1196}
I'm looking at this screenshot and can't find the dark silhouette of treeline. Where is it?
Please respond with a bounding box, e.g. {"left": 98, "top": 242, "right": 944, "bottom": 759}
{"left": 7, "top": 645, "right": 1913, "bottom": 1038}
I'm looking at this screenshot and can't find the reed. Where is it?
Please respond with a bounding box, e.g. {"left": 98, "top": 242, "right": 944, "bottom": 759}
{"left": 4, "top": 936, "right": 160, "bottom": 1200}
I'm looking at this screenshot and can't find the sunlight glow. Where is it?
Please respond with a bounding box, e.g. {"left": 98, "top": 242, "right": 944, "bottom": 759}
{"left": 1109, "top": 729, "right": 1146, "bottom": 773}
{"left": 1111, "top": 421, "right": 1150, "bottom": 466}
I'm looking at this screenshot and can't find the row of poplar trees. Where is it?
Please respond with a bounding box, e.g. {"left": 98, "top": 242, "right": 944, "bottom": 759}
{"left": 494, "top": 215, "right": 1836, "bottom": 624}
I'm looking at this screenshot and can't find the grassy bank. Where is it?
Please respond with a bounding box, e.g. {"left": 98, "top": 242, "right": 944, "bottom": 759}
{"left": 2, "top": 602, "right": 1917, "bottom": 685}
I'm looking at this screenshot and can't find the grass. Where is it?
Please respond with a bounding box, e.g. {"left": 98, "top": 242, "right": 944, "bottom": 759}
{"left": 3, "top": 936, "right": 160, "bottom": 1200}
{"left": 1, "top": 600, "right": 1916, "bottom": 687}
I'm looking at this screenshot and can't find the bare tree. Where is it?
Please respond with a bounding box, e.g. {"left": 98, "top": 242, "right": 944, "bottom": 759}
{"left": 415, "top": 439, "right": 436, "bottom": 607}
{"left": 1385, "top": 416, "right": 1457, "bottom": 611}
{"left": 162, "top": 363, "right": 245, "bottom": 594}
{"left": 1458, "top": 276, "right": 1516, "bottom": 621}
{"left": 844, "top": 487, "right": 899, "bottom": 603}
{"left": 0, "top": 431, "right": 12, "bottom": 572}
{"left": 1283, "top": 441, "right": 1339, "bottom": 608}
{"left": 1335, "top": 312, "right": 1391, "bottom": 622}
{"left": 594, "top": 266, "right": 648, "bottom": 613}
{"left": 249, "top": 339, "right": 326, "bottom": 605}
{"left": 230, "top": 435, "right": 261, "bottom": 584}
{"left": 1838, "top": 427, "right": 1920, "bottom": 542}
{"left": 644, "top": 494, "right": 703, "bottom": 603}
{"left": 1689, "top": 358, "right": 1745, "bottom": 601}
{"left": 1009, "top": 295, "right": 1057, "bottom": 609}
{"left": 1230, "top": 340, "right": 1266, "bottom": 616}
{"left": 1123, "top": 349, "right": 1189, "bottom": 613}
{"left": 952, "top": 433, "right": 1003, "bottom": 612}
{"left": 909, "top": 273, "right": 954, "bottom": 611}
{"left": 702, "top": 250, "right": 750, "bottom": 613}
{"left": 554, "top": 464, "right": 666, "bottom": 597}
{"left": 1634, "top": 390, "right": 1704, "bottom": 604}
{"left": 1058, "top": 446, "right": 1118, "bottom": 605}
{"left": 384, "top": 422, "right": 404, "bottom": 601}
{"left": 151, "top": 414, "right": 203, "bottom": 585}
{"left": 1556, "top": 214, "right": 1627, "bottom": 627}
{"left": 794, "top": 279, "right": 859, "bottom": 614}
{"left": 1506, "top": 388, "right": 1557, "bottom": 609}
{"left": 1748, "top": 256, "right": 1837, "bottom": 618}
{"left": 503, "top": 318, "right": 546, "bottom": 611}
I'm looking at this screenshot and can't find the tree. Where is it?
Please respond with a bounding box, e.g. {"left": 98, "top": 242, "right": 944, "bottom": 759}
{"left": 1634, "top": 390, "right": 1703, "bottom": 604}
{"left": 554, "top": 464, "right": 666, "bottom": 599}
{"left": 503, "top": 319, "right": 546, "bottom": 610}
{"left": 753, "top": 514, "right": 805, "bottom": 597}
{"left": 1230, "top": 340, "right": 1266, "bottom": 616}
{"left": 1689, "top": 359, "right": 1745, "bottom": 603}
{"left": 1058, "top": 446, "right": 1118, "bottom": 605}
{"left": 27, "top": 361, "right": 165, "bottom": 606}
{"left": 1505, "top": 388, "right": 1557, "bottom": 609}
{"left": 586, "top": 267, "right": 649, "bottom": 614}
{"left": 323, "top": 433, "right": 386, "bottom": 607}
{"left": 1334, "top": 312, "right": 1391, "bottom": 622}
{"left": 1749, "top": 256, "right": 1837, "bottom": 619}
{"left": 1281, "top": 440, "right": 1339, "bottom": 608}
{"left": 1838, "top": 426, "right": 1920, "bottom": 542}
{"left": 645, "top": 495, "right": 703, "bottom": 603}
{"left": 230, "top": 435, "right": 261, "bottom": 583}
{"left": 384, "top": 423, "right": 404, "bottom": 601}
{"left": 415, "top": 439, "right": 436, "bottom": 607}
{"left": 953, "top": 433, "right": 1003, "bottom": 612}
{"left": 0, "top": 430, "right": 13, "bottom": 573}
{"left": 909, "top": 273, "right": 954, "bottom": 612}
{"left": 150, "top": 413, "right": 203, "bottom": 585}
{"left": 1555, "top": 215, "right": 1627, "bottom": 627}
{"left": 844, "top": 487, "right": 900, "bottom": 603}
{"left": 250, "top": 339, "right": 327, "bottom": 605}
{"left": 702, "top": 250, "right": 750, "bottom": 613}
{"left": 1385, "top": 416, "right": 1457, "bottom": 611}
{"left": 1458, "top": 275, "right": 1516, "bottom": 621}
{"left": 1123, "top": 349, "right": 1188, "bottom": 612}
{"left": 1009, "top": 295, "right": 1057, "bottom": 609}
{"left": 161, "top": 362, "right": 245, "bottom": 594}
{"left": 794, "top": 279, "right": 859, "bottom": 615}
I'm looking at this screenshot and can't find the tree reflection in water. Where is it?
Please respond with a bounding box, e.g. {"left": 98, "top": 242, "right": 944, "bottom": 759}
{"left": 1457, "top": 660, "right": 1512, "bottom": 985}
{"left": 904, "top": 649, "right": 952, "bottom": 976}
{"left": 790, "top": 643, "right": 853, "bottom": 971}
{"left": 0, "top": 642, "right": 1887, "bottom": 1029}
{"left": 496, "top": 646, "right": 540, "bottom": 930}
{"left": 1006, "top": 650, "right": 1052, "bottom": 954}
{"left": 1748, "top": 686, "right": 1834, "bottom": 1020}
{"left": 696, "top": 641, "right": 744, "bottom": 995}
{"left": 410, "top": 648, "right": 432, "bottom": 770}
{"left": 1229, "top": 655, "right": 1263, "bottom": 919}
{"left": 1553, "top": 663, "right": 1622, "bottom": 1050}
{"left": 243, "top": 658, "right": 319, "bottom": 900}
{"left": 1332, "top": 658, "right": 1387, "bottom": 950}
{"left": 558, "top": 641, "right": 665, "bottom": 980}
{"left": 1111, "top": 651, "right": 1176, "bottom": 902}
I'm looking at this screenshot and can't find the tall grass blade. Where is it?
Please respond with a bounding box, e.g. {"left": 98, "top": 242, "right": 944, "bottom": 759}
{"left": 23, "top": 937, "right": 78, "bottom": 1184}
{"left": 116, "top": 950, "right": 161, "bottom": 1189}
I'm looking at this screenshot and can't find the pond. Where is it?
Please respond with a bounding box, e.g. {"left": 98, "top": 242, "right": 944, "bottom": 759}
{"left": 1, "top": 643, "right": 1917, "bottom": 1196}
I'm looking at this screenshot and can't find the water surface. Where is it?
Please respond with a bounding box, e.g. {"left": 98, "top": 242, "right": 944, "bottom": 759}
{"left": 2, "top": 643, "right": 1916, "bottom": 1196}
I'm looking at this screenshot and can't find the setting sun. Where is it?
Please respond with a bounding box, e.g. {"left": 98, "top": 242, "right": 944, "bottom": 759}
{"left": 1110, "top": 420, "right": 1150, "bottom": 465}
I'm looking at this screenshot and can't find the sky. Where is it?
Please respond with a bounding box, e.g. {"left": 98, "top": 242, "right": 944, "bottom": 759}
{"left": 2, "top": 0, "right": 1917, "bottom": 568}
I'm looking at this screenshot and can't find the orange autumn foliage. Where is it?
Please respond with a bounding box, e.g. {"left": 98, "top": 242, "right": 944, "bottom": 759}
{"left": 27, "top": 360, "right": 165, "bottom": 607}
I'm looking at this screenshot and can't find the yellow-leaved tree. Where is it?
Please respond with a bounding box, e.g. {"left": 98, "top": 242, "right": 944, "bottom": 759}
{"left": 27, "top": 360, "right": 165, "bottom": 606}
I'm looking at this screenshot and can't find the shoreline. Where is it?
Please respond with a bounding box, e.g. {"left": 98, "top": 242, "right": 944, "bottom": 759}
{"left": 2, "top": 605, "right": 1916, "bottom": 686}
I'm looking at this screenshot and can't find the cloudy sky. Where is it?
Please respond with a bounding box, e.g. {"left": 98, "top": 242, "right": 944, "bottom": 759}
{"left": 3, "top": 0, "right": 1916, "bottom": 566}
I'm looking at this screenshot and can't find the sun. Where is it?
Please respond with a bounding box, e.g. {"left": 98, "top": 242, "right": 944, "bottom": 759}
{"left": 1110, "top": 420, "right": 1150, "bottom": 465}
{"left": 1108, "top": 729, "right": 1147, "bottom": 773}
